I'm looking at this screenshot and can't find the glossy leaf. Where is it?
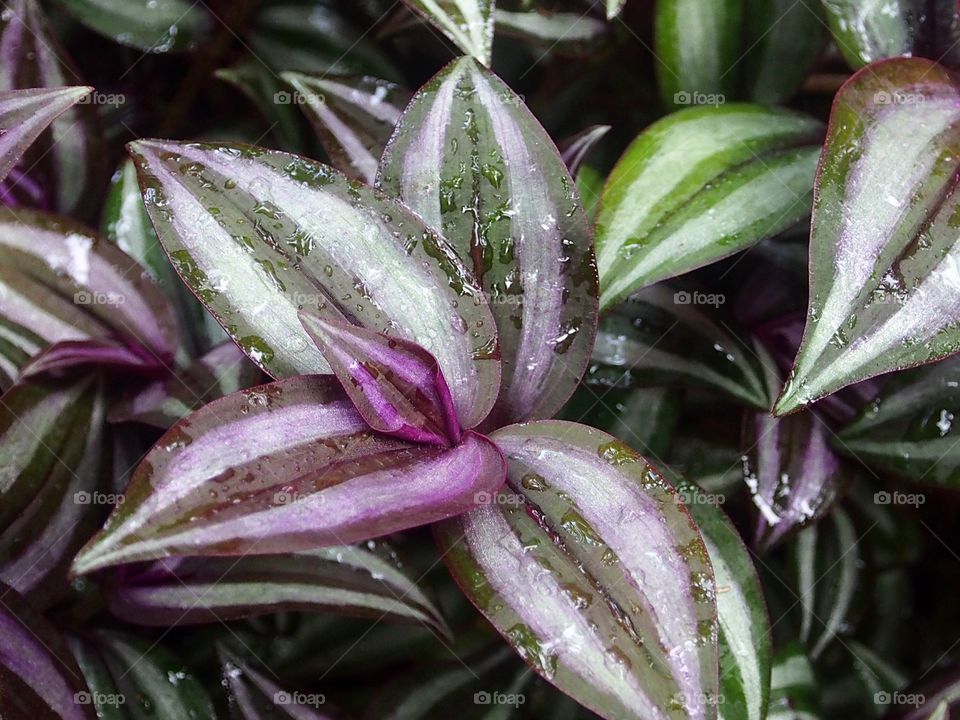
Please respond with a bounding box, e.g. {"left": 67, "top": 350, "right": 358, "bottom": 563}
{"left": 68, "top": 631, "right": 215, "bottom": 719}
{"left": 668, "top": 474, "right": 771, "bottom": 720}
{"left": 108, "top": 543, "right": 447, "bottom": 633}
{"left": 0, "top": 208, "right": 179, "bottom": 380}
{"left": 102, "top": 159, "right": 222, "bottom": 358}
{"left": 838, "top": 357, "right": 960, "bottom": 487}
{"left": 402, "top": 0, "right": 495, "bottom": 66}
{"left": 299, "top": 313, "right": 460, "bottom": 445}
{"left": 495, "top": 9, "right": 608, "bottom": 49}
{"left": 109, "top": 341, "right": 261, "bottom": 429}
{"left": 595, "top": 105, "right": 822, "bottom": 310}
{"left": 378, "top": 57, "right": 598, "bottom": 425}
{"left": 0, "top": 0, "right": 104, "bottom": 213}
{"left": 741, "top": 0, "right": 824, "bottom": 104}
{"left": 654, "top": 0, "right": 742, "bottom": 109}
{"left": 282, "top": 72, "right": 410, "bottom": 184}
{"left": 0, "top": 373, "right": 107, "bottom": 602}
{"left": 0, "top": 86, "right": 91, "bottom": 187}
{"left": 73, "top": 375, "right": 506, "bottom": 575}
{"left": 559, "top": 124, "right": 611, "bottom": 176}
{"left": 588, "top": 284, "right": 770, "bottom": 409}
{"left": 775, "top": 59, "right": 960, "bottom": 415}
{"left": 822, "top": 0, "right": 960, "bottom": 70}
{"left": 0, "top": 586, "right": 94, "bottom": 719}
{"left": 128, "top": 139, "right": 500, "bottom": 430}
{"left": 437, "top": 421, "right": 719, "bottom": 720}
{"left": 766, "top": 643, "right": 821, "bottom": 720}
{"left": 742, "top": 406, "right": 844, "bottom": 552}
{"left": 54, "top": 0, "right": 211, "bottom": 52}
{"left": 220, "top": 648, "right": 334, "bottom": 720}
{"left": 795, "top": 509, "right": 859, "bottom": 659}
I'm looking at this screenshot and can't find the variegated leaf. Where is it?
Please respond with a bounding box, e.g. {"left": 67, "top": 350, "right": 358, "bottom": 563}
{"left": 282, "top": 72, "right": 410, "bottom": 184}
{"left": 775, "top": 59, "right": 960, "bottom": 415}
{"left": 607, "top": 0, "right": 628, "bottom": 19}
{"left": 596, "top": 105, "right": 822, "bottom": 311}
{"left": 73, "top": 376, "right": 506, "bottom": 574}
{"left": 108, "top": 543, "right": 447, "bottom": 633}
{"left": 129, "top": 139, "right": 500, "bottom": 430}
{"left": 437, "top": 421, "right": 719, "bottom": 720}
{"left": 402, "top": 0, "right": 495, "bottom": 66}
{"left": 378, "top": 57, "right": 598, "bottom": 425}
{"left": 220, "top": 648, "right": 334, "bottom": 720}
{"left": 495, "top": 9, "right": 608, "bottom": 49}
{"left": 54, "top": 0, "right": 211, "bottom": 53}
{"left": 766, "top": 643, "right": 821, "bottom": 720}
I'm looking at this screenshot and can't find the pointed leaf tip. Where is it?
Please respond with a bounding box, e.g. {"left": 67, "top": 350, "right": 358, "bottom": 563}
{"left": 298, "top": 311, "right": 463, "bottom": 444}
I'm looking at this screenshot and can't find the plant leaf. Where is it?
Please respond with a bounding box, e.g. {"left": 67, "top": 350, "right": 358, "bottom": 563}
{"left": 766, "top": 643, "right": 821, "bottom": 720}
{"left": 73, "top": 375, "right": 506, "bottom": 575}
{"left": 109, "top": 341, "right": 261, "bottom": 429}
{"left": 607, "top": 0, "right": 627, "bottom": 20}
{"left": 0, "top": 585, "right": 94, "bottom": 719}
{"left": 128, "top": 139, "right": 500, "bottom": 430}
{"left": 495, "top": 9, "right": 608, "bottom": 49}
{"left": 378, "top": 57, "right": 599, "bottom": 425}
{"left": 103, "top": 159, "right": 223, "bottom": 358}
{"left": 68, "top": 631, "right": 215, "bottom": 719}
{"left": 589, "top": 284, "right": 770, "bottom": 409}
{"left": 0, "top": 86, "right": 91, "bottom": 188}
{"left": 654, "top": 0, "right": 743, "bottom": 109}
{"left": 0, "top": 208, "right": 179, "bottom": 380}
{"left": 595, "top": 104, "right": 822, "bottom": 311}
{"left": 436, "top": 421, "right": 719, "bottom": 720}
{"left": 108, "top": 542, "right": 447, "bottom": 633}
{"left": 837, "top": 356, "right": 960, "bottom": 487}
{"left": 0, "top": 373, "right": 108, "bottom": 603}
{"left": 402, "top": 0, "right": 495, "bottom": 66}
{"left": 282, "top": 72, "right": 410, "bottom": 184}
{"left": 742, "top": 406, "right": 844, "bottom": 552}
{"left": 220, "top": 648, "right": 334, "bottom": 720}
{"left": 53, "top": 0, "right": 211, "bottom": 52}
{"left": 0, "top": 1, "right": 104, "bottom": 214}
{"left": 559, "top": 124, "right": 611, "bottom": 176}
{"left": 667, "top": 473, "right": 771, "bottom": 720}
{"left": 299, "top": 313, "right": 461, "bottom": 445}
{"left": 774, "top": 58, "right": 960, "bottom": 415}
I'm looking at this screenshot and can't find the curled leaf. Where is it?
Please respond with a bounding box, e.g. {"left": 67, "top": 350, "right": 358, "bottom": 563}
{"left": 74, "top": 376, "right": 506, "bottom": 575}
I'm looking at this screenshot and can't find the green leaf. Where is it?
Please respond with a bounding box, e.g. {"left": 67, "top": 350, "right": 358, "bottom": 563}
{"left": 402, "top": 0, "right": 495, "bottom": 66}
{"left": 436, "top": 421, "right": 719, "bottom": 720}
{"left": 595, "top": 104, "right": 822, "bottom": 311}
{"left": 494, "top": 9, "right": 608, "bottom": 50}
{"left": 128, "top": 139, "right": 500, "bottom": 429}
{"left": 654, "top": 0, "right": 743, "bottom": 109}
{"left": 378, "top": 57, "right": 598, "bottom": 424}
{"left": 102, "top": 159, "right": 223, "bottom": 359}
{"left": 69, "top": 631, "right": 216, "bottom": 719}
{"left": 668, "top": 473, "right": 771, "bottom": 720}
{"left": 589, "top": 284, "right": 770, "bottom": 409}
{"left": 774, "top": 59, "right": 960, "bottom": 415}
{"left": 53, "top": 0, "right": 211, "bottom": 52}
{"left": 767, "top": 643, "right": 821, "bottom": 720}
{"left": 282, "top": 72, "right": 410, "bottom": 184}
{"left": 219, "top": 647, "right": 333, "bottom": 719}
{"left": 838, "top": 357, "right": 960, "bottom": 487}
{"left": 607, "top": 0, "right": 627, "bottom": 19}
